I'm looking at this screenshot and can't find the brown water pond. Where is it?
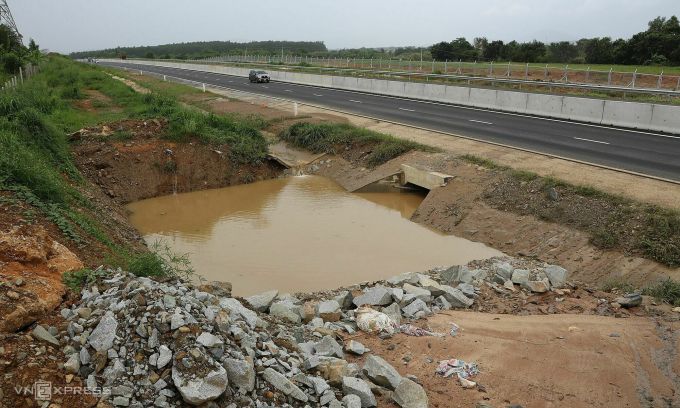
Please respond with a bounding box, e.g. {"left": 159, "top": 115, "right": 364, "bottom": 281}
{"left": 127, "top": 176, "right": 502, "bottom": 295}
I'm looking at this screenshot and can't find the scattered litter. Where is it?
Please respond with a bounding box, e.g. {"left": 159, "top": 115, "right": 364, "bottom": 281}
{"left": 449, "top": 322, "right": 460, "bottom": 337}
{"left": 356, "top": 307, "right": 396, "bottom": 334}
{"left": 398, "top": 324, "right": 443, "bottom": 337}
{"left": 436, "top": 358, "right": 480, "bottom": 389}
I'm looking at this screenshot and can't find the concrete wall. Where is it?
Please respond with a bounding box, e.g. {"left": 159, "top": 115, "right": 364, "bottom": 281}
{"left": 107, "top": 59, "right": 680, "bottom": 134}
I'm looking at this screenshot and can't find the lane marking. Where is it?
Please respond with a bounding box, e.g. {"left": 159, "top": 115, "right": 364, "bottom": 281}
{"left": 574, "top": 137, "right": 610, "bottom": 145}
{"left": 469, "top": 119, "right": 493, "bottom": 125}
{"left": 313, "top": 94, "right": 324, "bottom": 97}
{"left": 284, "top": 89, "right": 293, "bottom": 92}
{"left": 262, "top": 85, "right": 268, "bottom": 88}
{"left": 399, "top": 107, "right": 415, "bottom": 112}
{"left": 349, "top": 99, "right": 362, "bottom": 103}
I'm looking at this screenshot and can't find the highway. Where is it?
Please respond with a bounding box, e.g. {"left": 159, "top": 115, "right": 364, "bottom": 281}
{"left": 101, "top": 61, "right": 680, "bottom": 182}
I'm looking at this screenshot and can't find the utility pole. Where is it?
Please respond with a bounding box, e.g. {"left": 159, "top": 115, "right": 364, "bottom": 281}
{"left": 0, "top": 0, "right": 22, "bottom": 41}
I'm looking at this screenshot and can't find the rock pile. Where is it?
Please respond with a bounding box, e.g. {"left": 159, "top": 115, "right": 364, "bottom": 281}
{"left": 54, "top": 257, "right": 568, "bottom": 407}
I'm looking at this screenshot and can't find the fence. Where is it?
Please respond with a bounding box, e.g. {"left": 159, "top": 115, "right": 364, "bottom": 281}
{"left": 1, "top": 64, "right": 39, "bottom": 91}
{"left": 196, "top": 54, "right": 680, "bottom": 95}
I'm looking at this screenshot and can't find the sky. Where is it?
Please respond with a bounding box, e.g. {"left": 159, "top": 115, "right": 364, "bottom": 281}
{"left": 8, "top": 0, "right": 679, "bottom": 53}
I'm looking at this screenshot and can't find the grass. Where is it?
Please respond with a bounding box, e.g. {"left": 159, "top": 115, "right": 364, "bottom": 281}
{"left": 601, "top": 278, "right": 636, "bottom": 294}
{"left": 279, "top": 122, "right": 436, "bottom": 166}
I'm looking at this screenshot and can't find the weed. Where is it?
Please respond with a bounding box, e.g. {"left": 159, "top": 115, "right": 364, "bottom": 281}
{"left": 591, "top": 228, "right": 620, "bottom": 249}
{"left": 459, "top": 154, "right": 507, "bottom": 170}
{"left": 279, "top": 122, "right": 433, "bottom": 166}
{"left": 63, "top": 267, "right": 108, "bottom": 292}
{"left": 601, "top": 278, "right": 636, "bottom": 294}
{"left": 126, "top": 240, "right": 194, "bottom": 280}
{"left": 643, "top": 279, "right": 680, "bottom": 306}
{"left": 509, "top": 169, "right": 538, "bottom": 181}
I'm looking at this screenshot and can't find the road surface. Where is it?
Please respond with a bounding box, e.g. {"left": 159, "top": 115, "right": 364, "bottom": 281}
{"left": 101, "top": 61, "right": 680, "bottom": 182}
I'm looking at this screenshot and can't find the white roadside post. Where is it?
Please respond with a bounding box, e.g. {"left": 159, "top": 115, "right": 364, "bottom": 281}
{"left": 163, "top": 75, "right": 167, "bottom": 81}
{"left": 19, "top": 67, "right": 23, "bottom": 84}
{"left": 293, "top": 102, "right": 298, "bottom": 117}
{"left": 202, "top": 83, "right": 206, "bottom": 92}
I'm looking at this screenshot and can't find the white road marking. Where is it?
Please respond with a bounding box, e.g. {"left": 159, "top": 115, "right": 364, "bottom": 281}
{"left": 349, "top": 99, "right": 362, "bottom": 103}
{"left": 469, "top": 119, "right": 493, "bottom": 125}
{"left": 262, "top": 86, "right": 268, "bottom": 88}
{"left": 574, "top": 137, "right": 610, "bottom": 145}
{"left": 399, "top": 108, "right": 415, "bottom": 112}
{"left": 313, "top": 94, "right": 324, "bottom": 97}
{"left": 284, "top": 89, "right": 293, "bottom": 92}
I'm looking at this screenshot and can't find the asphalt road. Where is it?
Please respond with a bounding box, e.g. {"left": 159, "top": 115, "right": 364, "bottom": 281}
{"left": 101, "top": 61, "right": 680, "bottom": 182}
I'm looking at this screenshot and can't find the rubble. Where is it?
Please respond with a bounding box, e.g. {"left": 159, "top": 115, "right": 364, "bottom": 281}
{"left": 52, "top": 256, "right": 575, "bottom": 407}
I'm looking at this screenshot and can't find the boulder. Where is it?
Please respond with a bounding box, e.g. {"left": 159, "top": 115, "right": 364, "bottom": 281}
{"left": 32, "top": 325, "right": 60, "bottom": 346}
{"left": 197, "top": 281, "right": 232, "bottom": 297}
{"left": 524, "top": 279, "right": 550, "bottom": 293}
{"left": 263, "top": 367, "right": 308, "bottom": 402}
{"left": 402, "top": 284, "right": 432, "bottom": 303}
{"left": 219, "top": 298, "right": 257, "bottom": 328}
{"left": 544, "top": 265, "right": 568, "bottom": 288}
{"left": 316, "top": 300, "right": 342, "bottom": 322}
{"left": 88, "top": 311, "right": 118, "bottom": 352}
{"left": 439, "top": 286, "right": 474, "bottom": 308}
{"left": 345, "top": 340, "right": 368, "bottom": 355}
{"left": 315, "top": 335, "right": 344, "bottom": 358}
{"left": 171, "top": 350, "right": 228, "bottom": 405}
{"left": 615, "top": 293, "right": 642, "bottom": 308}
{"left": 417, "top": 276, "right": 444, "bottom": 296}
{"left": 382, "top": 303, "right": 402, "bottom": 326}
{"left": 511, "top": 269, "right": 530, "bottom": 285}
{"left": 353, "top": 286, "right": 393, "bottom": 307}
{"left": 245, "top": 290, "right": 278, "bottom": 312}
{"left": 223, "top": 358, "right": 255, "bottom": 393}
{"left": 269, "top": 299, "right": 302, "bottom": 324}
{"left": 392, "top": 378, "right": 428, "bottom": 408}
{"left": 342, "top": 376, "right": 377, "bottom": 407}
{"left": 342, "top": 394, "right": 363, "bottom": 408}
{"left": 493, "top": 262, "right": 514, "bottom": 280}
{"left": 363, "top": 355, "right": 402, "bottom": 390}
{"left": 401, "top": 299, "right": 431, "bottom": 318}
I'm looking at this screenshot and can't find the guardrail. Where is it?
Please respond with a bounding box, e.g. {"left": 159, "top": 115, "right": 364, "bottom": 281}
{"left": 1, "top": 64, "right": 38, "bottom": 91}
{"left": 195, "top": 55, "right": 680, "bottom": 97}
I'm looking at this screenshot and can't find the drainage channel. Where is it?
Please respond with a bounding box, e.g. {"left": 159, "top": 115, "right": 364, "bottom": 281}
{"left": 126, "top": 175, "right": 502, "bottom": 296}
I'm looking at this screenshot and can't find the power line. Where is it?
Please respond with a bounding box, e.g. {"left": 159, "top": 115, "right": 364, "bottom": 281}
{"left": 0, "top": 0, "right": 22, "bottom": 40}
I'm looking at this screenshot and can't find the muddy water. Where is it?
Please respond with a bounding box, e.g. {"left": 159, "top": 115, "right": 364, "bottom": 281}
{"left": 127, "top": 176, "right": 501, "bottom": 295}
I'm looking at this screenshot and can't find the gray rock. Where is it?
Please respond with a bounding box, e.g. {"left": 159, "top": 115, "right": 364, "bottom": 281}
{"left": 315, "top": 335, "right": 344, "bottom": 358}
{"left": 544, "top": 265, "right": 568, "bottom": 288}
{"left": 112, "top": 396, "right": 130, "bottom": 406}
{"left": 524, "top": 279, "right": 550, "bottom": 293}
{"left": 392, "top": 378, "right": 428, "bottom": 408}
{"left": 80, "top": 347, "right": 91, "bottom": 365}
{"left": 157, "top": 345, "right": 172, "bottom": 369}
{"left": 434, "top": 295, "right": 452, "bottom": 310}
{"left": 417, "top": 276, "right": 444, "bottom": 296}
{"left": 172, "top": 361, "right": 228, "bottom": 405}
{"left": 64, "top": 353, "right": 80, "bottom": 374}
{"left": 197, "top": 332, "right": 223, "bottom": 348}
{"left": 363, "top": 355, "right": 402, "bottom": 390}
{"left": 439, "top": 286, "right": 474, "bottom": 308}
{"left": 402, "top": 284, "right": 431, "bottom": 303}
{"left": 440, "top": 265, "right": 472, "bottom": 284}
{"left": 456, "top": 283, "right": 477, "bottom": 298}
{"left": 386, "top": 272, "right": 420, "bottom": 286}
{"left": 245, "top": 290, "right": 278, "bottom": 312}
{"left": 345, "top": 340, "right": 368, "bottom": 355}
{"left": 269, "top": 299, "right": 302, "bottom": 324}
{"left": 223, "top": 358, "right": 255, "bottom": 393}
{"left": 511, "top": 269, "right": 530, "bottom": 285}
{"left": 382, "top": 303, "right": 402, "bottom": 325}
{"left": 333, "top": 291, "right": 353, "bottom": 310}
{"left": 316, "top": 300, "right": 342, "bottom": 322}
{"left": 493, "top": 262, "right": 514, "bottom": 280}
{"left": 342, "top": 377, "right": 376, "bottom": 407}
{"left": 32, "top": 325, "right": 60, "bottom": 346}
{"left": 353, "top": 286, "right": 393, "bottom": 307}
{"left": 309, "top": 376, "right": 330, "bottom": 395}
{"left": 401, "top": 299, "right": 431, "bottom": 318}
{"left": 219, "top": 297, "right": 258, "bottom": 328}
{"left": 615, "top": 293, "right": 643, "bottom": 308}
{"left": 342, "top": 394, "right": 363, "bottom": 408}
{"left": 263, "top": 367, "right": 308, "bottom": 402}
{"left": 88, "top": 311, "right": 117, "bottom": 352}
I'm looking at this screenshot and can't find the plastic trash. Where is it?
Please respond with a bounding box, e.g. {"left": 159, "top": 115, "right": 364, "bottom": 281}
{"left": 436, "top": 358, "right": 480, "bottom": 388}
{"left": 398, "top": 324, "right": 444, "bottom": 337}
{"left": 356, "top": 307, "right": 396, "bottom": 334}
{"left": 449, "top": 322, "right": 460, "bottom": 337}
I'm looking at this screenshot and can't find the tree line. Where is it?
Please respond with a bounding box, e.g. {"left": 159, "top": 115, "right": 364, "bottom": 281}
{"left": 430, "top": 16, "right": 680, "bottom": 66}
{"left": 0, "top": 25, "right": 41, "bottom": 78}
{"left": 70, "top": 41, "right": 328, "bottom": 60}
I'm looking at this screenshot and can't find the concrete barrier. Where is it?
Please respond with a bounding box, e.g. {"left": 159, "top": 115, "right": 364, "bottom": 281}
{"left": 602, "top": 101, "right": 654, "bottom": 129}
{"left": 649, "top": 104, "right": 680, "bottom": 134}
{"left": 469, "top": 88, "right": 498, "bottom": 109}
{"left": 562, "top": 97, "right": 605, "bottom": 124}
{"left": 496, "top": 90, "right": 528, "bottom": 114}
{"left": 106, "top": 59, "right": 680, "bottom": 134}
{"left": 400, "top": 164, "right": 453, "bottom": 190}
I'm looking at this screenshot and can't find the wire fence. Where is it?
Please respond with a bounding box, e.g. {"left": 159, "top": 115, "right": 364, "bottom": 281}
{"left": 1, "top": 64, "right": 39, "bottom": 91}
{"left": 197, "top": 54, "right": 680, "bottom": 94}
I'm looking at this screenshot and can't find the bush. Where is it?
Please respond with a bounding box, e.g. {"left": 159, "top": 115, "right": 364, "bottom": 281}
{"left": 644, "top": 279, "right": 680, "bottom": 306}
{"left": 126, "top": 241, "right": 194, "bottom": 280}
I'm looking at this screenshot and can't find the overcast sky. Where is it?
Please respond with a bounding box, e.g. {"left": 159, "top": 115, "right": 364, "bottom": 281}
{"left": 9, "top": 0, "right": 679, "bottom": 53}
